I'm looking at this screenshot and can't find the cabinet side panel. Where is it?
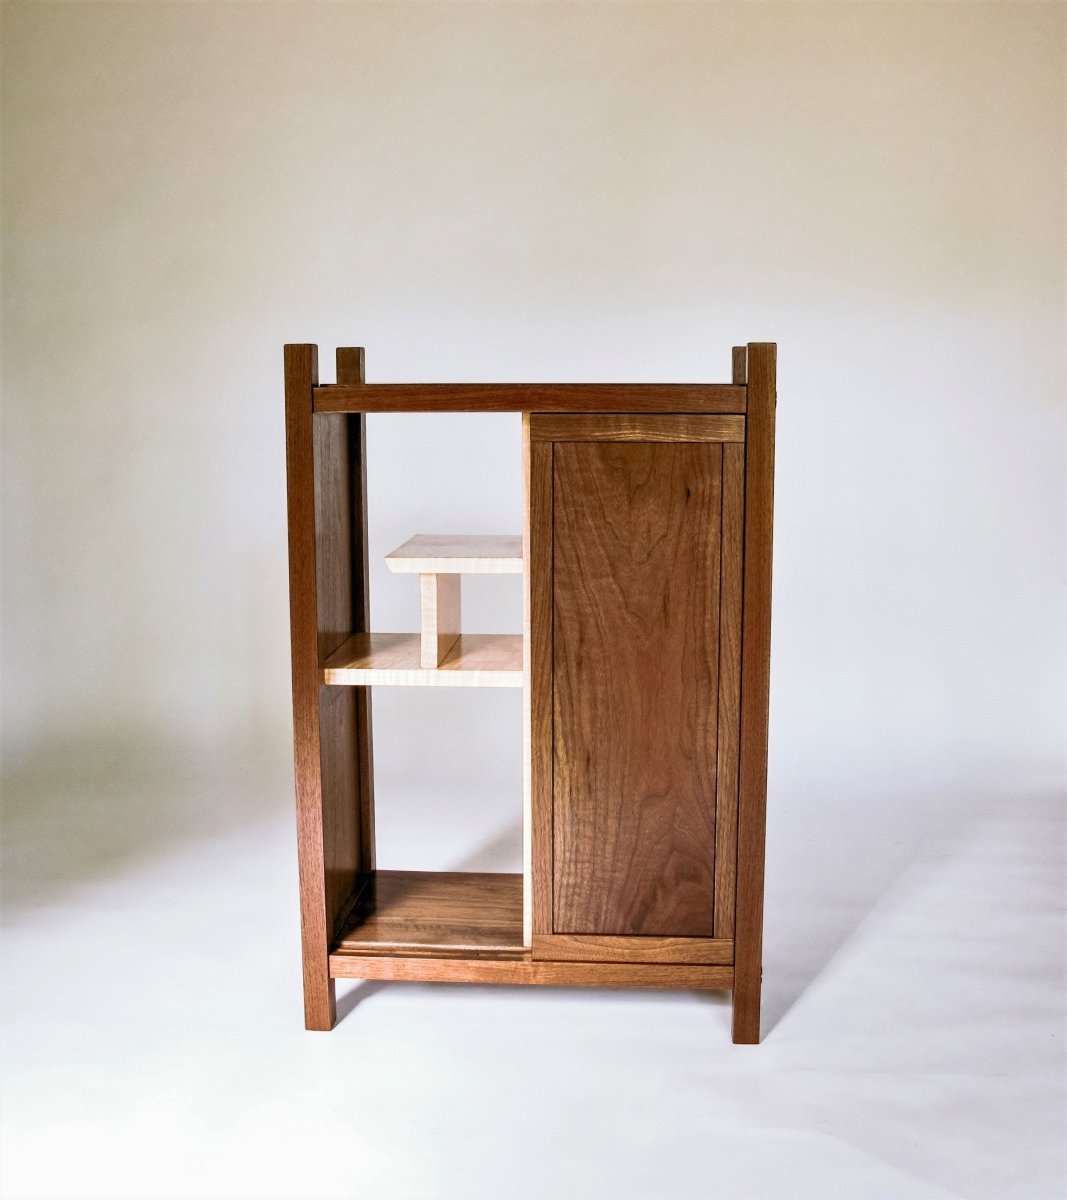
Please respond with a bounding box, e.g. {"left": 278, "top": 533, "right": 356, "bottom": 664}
{"left": 313, "top": 414, "right": 354, "bottom": 661}
{"left": 552, "top": 441, "right": 722, "bottom": 937}
{"left": 338, "top": 346, "right": 375, "bottom": 879}
{"left": 529, "top": 439, "right": 555, "bottom": 936}
{"left": 312, "top": 412, "right": 362, "bottom": 937}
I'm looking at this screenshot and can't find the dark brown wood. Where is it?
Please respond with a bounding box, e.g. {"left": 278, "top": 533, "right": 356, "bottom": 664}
{"left": 333, "top": 871, "right": 524, "bottom": 956}
{"left": 714, "top": 443, "right": 745, "bottom": 938}
{"left": 550, "top": 438, "right": 722, "bottom": 936}
{"left": 329, "top": 952, "right": 733, "bottom": 990}
{"left": 732, "top": 343, "right": 777, "bottom": 1044}
{"left": 286, "top": 340, "right": 775, "bottom": 1038}
{"left": 286, "top": 344, "right": 357, "bottom": 1030}
{"left": 529, "top": 414, "right": 744, "bottom": 443}
{"left": 337, "top": 347, "right": 375, "bottom": 875}
{"left": 311, "top": 421, "right": 363, "bottom": 944}
{"left": 529, "top": 438, "right": 555, "bottom": 937}
{"left": 531, "top": 934, "right": 733, "bottom": 964}
{"left": 314, "top": 383, "right": 746, "bottom": 414}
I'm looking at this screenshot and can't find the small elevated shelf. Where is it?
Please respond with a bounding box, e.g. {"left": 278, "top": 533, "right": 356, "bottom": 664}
{"left": 322, "top": 631, "right": 523, "bottom": 687}
{"left": 385, "top": 534, "right": 523, "bottom": 574}
{"left": 331, "top": 871, "right": 524, "bottom": 958}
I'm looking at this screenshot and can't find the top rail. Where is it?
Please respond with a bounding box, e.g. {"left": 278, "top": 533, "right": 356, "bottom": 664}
{"left": 312, "top": 383, "right": 746, "bottom": 414}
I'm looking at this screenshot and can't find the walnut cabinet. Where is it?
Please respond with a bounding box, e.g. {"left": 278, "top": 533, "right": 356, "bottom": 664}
{"left": 284, "top": 343, "right": 776, "bottom": 1042}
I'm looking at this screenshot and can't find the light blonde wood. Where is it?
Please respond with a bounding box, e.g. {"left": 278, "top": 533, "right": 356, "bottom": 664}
{"left": 329, "top": 952, "right": 733, "bottom": 989}
{"left": 521, "top": 416, "right": 533, "bottom": 947}
{"left": 531, "top": 934, "right": 733, "bottom": 964}
{"left": 529, "top": 414, "right": 745, "bottom": 443}
{"left": 322, "top": 632, "right": 523, "bottom": 687}
{"left": 386, "top": 534, "right": 523, "bottom": 574}
{"left": 419, "top": 573, "right": 461, "bottom": 667}
{"left": 714, "top": 442, "right": 745, "bottom": 938}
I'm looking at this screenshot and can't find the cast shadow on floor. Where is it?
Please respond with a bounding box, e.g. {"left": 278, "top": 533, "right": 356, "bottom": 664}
{"left": 380, "top": 782, "right": 1015, "bottom": 1040}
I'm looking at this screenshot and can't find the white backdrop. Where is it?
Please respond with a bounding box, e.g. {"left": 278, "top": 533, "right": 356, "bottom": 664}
{"left": 2, "top": 4, "right": 1063, "bottom": 1199}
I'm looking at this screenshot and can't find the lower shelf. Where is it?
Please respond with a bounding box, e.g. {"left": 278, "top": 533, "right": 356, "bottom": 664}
{"left": 327, "top": 870, "right": 735, "bottom": 990}
{"left": 332, "top": 870, "right": 525, "bottom": 957}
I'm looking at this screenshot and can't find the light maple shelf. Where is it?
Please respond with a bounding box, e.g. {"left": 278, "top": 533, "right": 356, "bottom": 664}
{"left": 322, "top": 631, "right": 523, "bottom": 687}
{"left": 385, "top": 533, "right": 523, "bottom": 575}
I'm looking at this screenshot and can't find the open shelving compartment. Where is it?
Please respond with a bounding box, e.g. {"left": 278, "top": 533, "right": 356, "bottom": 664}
{"left": 325, "top": 532, "right": 529, "bottom": 965}
{"left": 285, "top": 346, "right": 543, "bottom": 1011}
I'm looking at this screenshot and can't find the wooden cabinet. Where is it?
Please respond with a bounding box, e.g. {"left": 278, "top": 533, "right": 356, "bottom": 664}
{"left": 284, "top": 344, "right": 775, "bottom": 1042}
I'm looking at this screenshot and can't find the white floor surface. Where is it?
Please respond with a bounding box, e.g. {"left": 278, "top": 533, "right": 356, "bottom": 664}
{"left": 1, "top": 760, "right": 1063, "bottom": 1200}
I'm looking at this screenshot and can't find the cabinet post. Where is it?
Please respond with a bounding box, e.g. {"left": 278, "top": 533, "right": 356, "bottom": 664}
{"left": 285, "top": 344, "right": 368, "bottom": 1030}
{"left": 732, "top": 343, "right": 776, "bottom": 1044}
{"left": 285, "top": 343, "right": 335, "bottom": 1029}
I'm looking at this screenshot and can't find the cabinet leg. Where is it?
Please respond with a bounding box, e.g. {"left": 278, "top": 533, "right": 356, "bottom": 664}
{"left": 731, "top": 977, "right": 761, "bottom": 1044}
{"left": 304, "top": 974, "right": 337, "bottom": 1032}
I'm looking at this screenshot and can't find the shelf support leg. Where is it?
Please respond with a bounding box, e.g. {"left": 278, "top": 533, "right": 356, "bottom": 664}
{"left": 419, "top": 572, "right": 461, "bottom": 667}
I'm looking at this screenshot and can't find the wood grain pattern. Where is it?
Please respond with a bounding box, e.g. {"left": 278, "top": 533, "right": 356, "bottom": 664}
{"left": 329, "top": 953, "right": 733, "bottom": 990}
{"left": 419, "top": 573, "right": 461, "bottom": 667}
{"left": 314, "top": 383, "right": 747, "bottom": 414}
{"left": 528, "top": 440, "right": 555, "bottom": 938}
{"left": 311, "top": 408, "right": 353, "bottom": 663}
{"left": 285, "top": 344, "right": 360, "bottom": 1031}
{"left": 714, "top": 443, "right": 744, "bottom": 938}
{"left": 531, "top": 934, "right": 733, "bottom": 965}
{"left": 530, "top": 414, "right": 744, "bottom": 443}
{"left": 732, "top": 343, "right": 777, "bottom": 1045}
{"left": 386, "top": 534, "right": 523, "bottom": 573}
{"left": 337, "top": 348, "right": 375, "bottom": 878}
{"left": 732, "top": 346, "right": 747, "bottom": 386}
{"left": 334, "top": 871, "right": 524, "bottom": 955}
{"left": 312, "top": 414, "right": 362, "bottom": 943}
{"left": 551, "top": 439, "right": 722, "bottom": 936}
{"left": 322, "top": 632, "right": 523, "bottom": 687}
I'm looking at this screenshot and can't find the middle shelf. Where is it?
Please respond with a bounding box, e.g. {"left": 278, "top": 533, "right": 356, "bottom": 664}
{"left": 322, "top": 530, "right": 524, "bottom": 688}
{"left": 322, "top": 631, "right": 523, "bottom": 687}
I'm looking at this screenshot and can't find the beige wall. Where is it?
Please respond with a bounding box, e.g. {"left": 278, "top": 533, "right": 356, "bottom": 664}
{"left": 3, "top": 2, "right": 1063, "bottom": 806}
